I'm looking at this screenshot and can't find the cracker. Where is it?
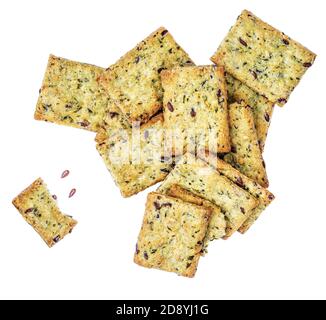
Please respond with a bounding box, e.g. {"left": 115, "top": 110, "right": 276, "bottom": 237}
{"left": 161, "top": 65, "right": 230, "bottom": 155}
{"left": 100, "top": 27, "right": 194, "bottom": 124}
{"left": 225, "top": 101, "right": 269, "bottom": 188}
{"left": 158, "top": 153, "right": 259, "bottom": 238}
{"left": 164, "top": 184, "right": 226, "bottom": 246}
{"left": 96, "top": 114, "right": 173, "bottom": 197}
{"left": 12, "top": 178, "right": 77, "bottom": 247}
{"left": 35, "top": 55, "right": 108, "bottom": 131}
{"left": 198, "top": 150, "right": 275, "bottom": 234}
{"left": 226, "top": 73, "right": 274, "bottom": 151}
{"left": 211, "top": 10, "right": 316, "bottom": 106}
{"left": 134, "top": 192, "right": 211, "bottom": 278}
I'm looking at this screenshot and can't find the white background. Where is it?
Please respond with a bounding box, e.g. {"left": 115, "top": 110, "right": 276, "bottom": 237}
{"left": 0, "top": 0, "right": 325, "bottom": 300}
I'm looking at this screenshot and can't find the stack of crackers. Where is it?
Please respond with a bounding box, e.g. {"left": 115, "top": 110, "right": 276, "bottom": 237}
{"left": 13, "top": 10, "right": 315, "bottom": 277}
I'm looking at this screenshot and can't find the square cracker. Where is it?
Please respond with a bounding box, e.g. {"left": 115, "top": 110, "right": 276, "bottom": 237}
{"left": 134, "top": 192, "right": 211, "bottom": 278}
{"left": 100, "top": 27, "right": 194, "bottom": 124}
{"left": 35, "top": 55, "right": 108, "bottom": 131}
{"left": 157, "top": 153, "right": 259, "bottom": 238}
{"left": 161, "top": 65, "right": 230, "bottom": 154}
{"left": 225, "top": 101, "right": 269, "bottom": 188}
{"left": 198, "top": 150, "right": 275, "bottom": 234}
{"left": 164, "top": 184, "right": 226, "bottom": 249}
{"left": 211, "top": 10, "right": 316, "bottom": 106}
{"left": 12, "top": 178, "right": 77, "bottom": 247}
{"left": 96, "top": 114, "right": 173, "bottom": 197}
{"left": 226, "top": 73, "right": 274, "bottom": 151}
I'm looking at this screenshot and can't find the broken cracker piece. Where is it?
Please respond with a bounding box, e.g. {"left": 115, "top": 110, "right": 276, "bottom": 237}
{"left": 12, "top": 178, "right": 77, "bottom": 247}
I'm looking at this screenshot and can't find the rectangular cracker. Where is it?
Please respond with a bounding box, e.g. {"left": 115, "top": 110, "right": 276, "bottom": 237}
{"left": 161, "top": 65, "right": 230, "bottom": 154}
{"left": 12, "top": 178, "right": 77, "bottom": 247}
{"left": 35, "top": 55, "right": 108, "bottom": 131}
{"left": 157, "top": 153, "right": 259, "bottom": 238}
{"left": 211, "top": 10, "right": 316, "bottom": 106}
{"left": 96, "top": 114, "right": 173, "bottom": 197}
{"left": 225, "top": 101, "right": 269, "bottom": 188}
{"left": 100, "top": 27, "right": 194, "bottom": 124}
{"left": 197, "top": 150, "right": 275, "bottom": 234}
{"left": 134, "top": 192, "right": 211, "bottom": 278}
{"left": 226, "top": 73, "right": 274, "bottom": 151}
{"left": 164, "top": 184, "right": 226, "bottom": 247}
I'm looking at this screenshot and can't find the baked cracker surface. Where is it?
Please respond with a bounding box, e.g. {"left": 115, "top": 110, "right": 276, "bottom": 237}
{"left": 161, "top": 65, "right": 230, "bottom": 154}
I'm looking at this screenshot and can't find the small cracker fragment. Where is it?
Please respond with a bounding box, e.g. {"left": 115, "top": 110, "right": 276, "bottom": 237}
{"left": 198, "top": 150, "right": 275, "bottom": 234}
{"left": 96, "top": 114, "right": 173, "bottom": 197}
{"left": 211, "top": 10, "right": 316, "bottom": 105}
{"left": 161, "top": 65, "right": 230, "bottom": 154}
{"left": 100, "top": 27, "right": 194, "bottom": 124}
{"left": 134, "top": 192, "right": 211, "bottom": 278}
{"left": 35, "top": 55, "right": 108, "bottom": 131}
{"left": 158, "top": 153, "right": 259, "bottom": 238}
{"left": 164, "top": 185, "right": 226, "bottom": 248}
{"left": 225, "top": 101, "right": 269, "bottom": 188}
{"left": 226, "top": 73, "right": 274, "bottom": 151}
{"left": 12, "top": 178, "right": 77, "bottom": 247}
